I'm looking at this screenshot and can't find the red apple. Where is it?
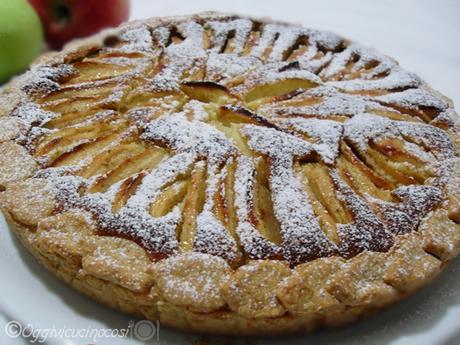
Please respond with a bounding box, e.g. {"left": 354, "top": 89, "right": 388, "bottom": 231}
{"left": 28, "top": 0, "right": 130, "bottom": 49}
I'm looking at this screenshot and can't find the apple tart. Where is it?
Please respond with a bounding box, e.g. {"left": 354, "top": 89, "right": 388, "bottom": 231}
{"left": 1, "top": 12, "right": 460, "bottom": 335}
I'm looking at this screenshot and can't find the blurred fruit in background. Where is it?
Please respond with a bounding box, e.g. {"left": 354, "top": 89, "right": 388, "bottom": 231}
{"left": 28, "top": 0, "right": 131, "bottom": 49}
{"left": 0, "top": 0, "right": 44, "bottom": 84}
{"left": 0, "top": 0, "right": 130, "bottom": 84}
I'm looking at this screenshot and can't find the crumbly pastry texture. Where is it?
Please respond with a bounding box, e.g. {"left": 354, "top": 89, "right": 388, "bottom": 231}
{"left": 1, "top": 12, "right": 460, "bottom": 335}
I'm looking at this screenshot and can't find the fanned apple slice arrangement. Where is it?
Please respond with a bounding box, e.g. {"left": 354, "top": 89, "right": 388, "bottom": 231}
{"left": 5, "top": 14, "right": 459, "bottom": 264}
{"left": 1, "top": 13, "right": 460, "bottom": 334}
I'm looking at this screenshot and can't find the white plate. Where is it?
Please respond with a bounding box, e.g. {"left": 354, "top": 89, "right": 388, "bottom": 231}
{"left": 1, "top": 1, "right": 460, "bottom": 344}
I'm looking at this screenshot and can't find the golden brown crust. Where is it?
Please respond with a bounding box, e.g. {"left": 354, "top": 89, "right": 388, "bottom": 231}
{"left": 277, "top": 257, "right": 344, "bottom": 315}
{"left": 1, "top": 12, "right": 460, "bottom": 335}
{"left": 5, "top": 205, "right": 455, "bottom": 335}
{"left": 222, "top": 260, "right": 290, "bottom": 318}
{"left": 0, "top": 142, "right": 38, "bottom": 187}
{"left": 153, "top": 253, "right": 231, "bottom": 313}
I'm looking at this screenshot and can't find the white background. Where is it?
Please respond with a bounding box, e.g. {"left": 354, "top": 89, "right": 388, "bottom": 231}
{"left": 1, "top": 1, "right": 460, "bottom": 345}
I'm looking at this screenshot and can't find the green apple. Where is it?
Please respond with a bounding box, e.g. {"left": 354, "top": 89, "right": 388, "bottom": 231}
{"left": 0, "top": 0, "right": 44, "bottom": 84}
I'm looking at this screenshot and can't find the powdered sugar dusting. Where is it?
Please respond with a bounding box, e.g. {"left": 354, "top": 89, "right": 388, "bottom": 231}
{"left": 1, "top": 13, "right": 458, "bottom": 267}
{"left": 281, "top": 117, "right": 343, "bottom": 164}
{"left": 12, "top": 103, "right": 56, "bottom": 127}
{"left": 344, "top": 113, "right": 455, "bottom": 159}
{"left": 375, "top": 88, "right": 448, "bottom": 111}
{"left": 21, "top": 64, "right": 77, "bottom": 96}
{"left": 141, "top": 112, "right": 237, "bottom": 164}
{"left": 270, "top": 156, "right": 336, "bottom": 264}
{"left": 330, "top": 169, "right": 394, "bottom": 256}
{"left": 234, "top": 156, "right": 283, "bottom": 260}
{"left": 118, "top": 25, "right": 154, "bottom": 53}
